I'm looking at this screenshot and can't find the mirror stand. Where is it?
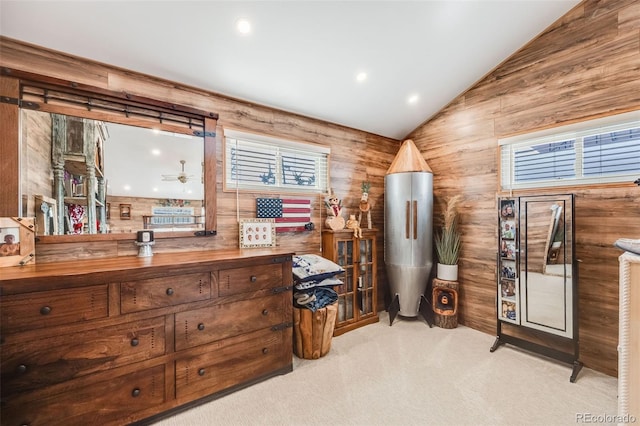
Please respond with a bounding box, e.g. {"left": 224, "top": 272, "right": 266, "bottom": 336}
{"left": 491, "top": 194, "right": 582, "bottom": 382}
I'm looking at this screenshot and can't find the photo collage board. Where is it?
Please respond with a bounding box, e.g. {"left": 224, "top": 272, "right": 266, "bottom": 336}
{"left": 498, "top": 198, "right": 519, "bottom": 324}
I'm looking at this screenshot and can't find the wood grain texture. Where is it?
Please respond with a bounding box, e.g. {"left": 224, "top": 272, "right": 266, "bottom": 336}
{"left": 407, "top": 0, "right": 639, "bottom": 376}
{"left": 0, "top": 76, "right": 20, "bottom": 217}
{"left": 2, "top": 0, "right": 636, "bottom": 378}
{"left": 0, "top": 37, "right": 395, "bottom": 303}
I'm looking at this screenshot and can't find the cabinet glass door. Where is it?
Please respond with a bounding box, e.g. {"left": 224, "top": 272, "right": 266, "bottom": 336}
{"left": 337, "top": 239, "right": 354, "bottom": 322}
{"left": 358, "top": 237, "right": 375, "bottom": 316}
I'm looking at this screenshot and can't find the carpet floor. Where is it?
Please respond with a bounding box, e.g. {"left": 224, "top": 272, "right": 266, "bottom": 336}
{"left": 154, "top": 311, "right": 618, "bottom": 426}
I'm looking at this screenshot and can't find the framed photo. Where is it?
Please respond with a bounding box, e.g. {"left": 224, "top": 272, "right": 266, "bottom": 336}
{"left": 239, "top": 218, "right": 276, "bottom": 248}
{"left": 501, "top": 220, "right": 516, "bottom": 239}
{"left": 500, "top": 199, "right": 515, "bottom": 219}
{"left": 0, "top": 217, "right": 36, "bottom": 267}
{"left": 119, "top": 203, "right": 131, "bottom": 220}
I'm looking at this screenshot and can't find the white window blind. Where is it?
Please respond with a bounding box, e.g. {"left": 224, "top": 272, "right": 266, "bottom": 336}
{"left": 500, "top": 110, "right": 640, "bottom": 190}
{"left": 224, "top": 129, "right": 329, "bottom": 193}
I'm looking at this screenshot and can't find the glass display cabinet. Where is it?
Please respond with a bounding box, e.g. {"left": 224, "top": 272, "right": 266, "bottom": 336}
{"left": 321, "top": 229, "right": 378, "bottom": 336}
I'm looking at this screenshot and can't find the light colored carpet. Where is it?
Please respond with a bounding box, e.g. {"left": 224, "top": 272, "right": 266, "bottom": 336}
{"left": 154, "top": 312, "right": 618, "bottom": 426}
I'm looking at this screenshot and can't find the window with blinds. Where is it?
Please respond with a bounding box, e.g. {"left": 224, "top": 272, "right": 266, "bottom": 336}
{"left": 500, "top": 110, "right": 640, "bottom": 190}
{"left": 224, "top": 129, "right": 330, "bottom": 193}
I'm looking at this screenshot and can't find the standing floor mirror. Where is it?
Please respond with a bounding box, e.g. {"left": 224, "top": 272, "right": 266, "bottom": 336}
{"left": 491, "top": 194, "right": 582, "bottom": 382}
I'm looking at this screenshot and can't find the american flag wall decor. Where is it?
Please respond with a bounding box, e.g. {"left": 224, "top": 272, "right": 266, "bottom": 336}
{"left": 256, "top": 198, "right": 312, "bottom": 233}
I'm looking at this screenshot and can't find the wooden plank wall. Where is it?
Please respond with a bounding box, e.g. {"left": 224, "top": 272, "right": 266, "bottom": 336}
{"left": 0, "top": 37, "right": 398, "bottom": 308}
{"left": 2, "top": 0, "right": 638, "bottom": 377}
{"left": 407, "top": 0, "right": 640, "bottom": 376}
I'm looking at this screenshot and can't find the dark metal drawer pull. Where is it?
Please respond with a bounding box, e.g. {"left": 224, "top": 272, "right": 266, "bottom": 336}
{"left": 262, "top": 309, "right": 268, "bottom": 316}
{"left": 40, "top": 306, "right": 51, "bottom": 315}
{"left": 130, "top": 338, "right": 139, "bottom": 347}
{"left": 262, "top": 348, "right": 269, "bottom": 354}
{"left": 131, "top": 388, "right": 141, "bottom": 397}
{"left": 198, "top": 368, "right": 206, "bottom": 376}
{"left": 16, "top": 364, "right": 27, "bottom": 374}
{"left": 250, "top": 275, "right": 257, "bottom": 282}
{"left": 197, "top": 323, "right": 205, "bottom": 331}
{"left": 166, "top": 288, "right": 174, "bottom": 296}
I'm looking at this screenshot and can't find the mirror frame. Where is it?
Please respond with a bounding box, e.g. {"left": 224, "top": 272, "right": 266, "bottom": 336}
{"left": 0, "top": 68, "right": 218, "bottom": 242}
{"left": 519, "top": 195, "right": 575, "bottom": 338}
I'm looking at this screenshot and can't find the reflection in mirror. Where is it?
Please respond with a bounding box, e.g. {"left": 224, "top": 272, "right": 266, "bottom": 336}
{"left": 520, "top": 195, "right": 574, "bottom": 338}
{"left": 21, "top": 109, "right": 204, "bottom": 236}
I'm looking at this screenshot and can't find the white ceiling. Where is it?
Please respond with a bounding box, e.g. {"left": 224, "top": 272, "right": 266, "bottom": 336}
{"left": 1, "top": 1, "right": 580, "bottom": 140}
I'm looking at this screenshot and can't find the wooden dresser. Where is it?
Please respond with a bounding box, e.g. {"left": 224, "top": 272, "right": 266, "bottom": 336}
{"left": 0, "top": 249, "right": 294, "bottom": 425}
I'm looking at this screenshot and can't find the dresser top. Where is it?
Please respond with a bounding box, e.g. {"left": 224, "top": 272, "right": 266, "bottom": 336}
{"left": 0, "top": 248, "right": 295, "bottom": 293}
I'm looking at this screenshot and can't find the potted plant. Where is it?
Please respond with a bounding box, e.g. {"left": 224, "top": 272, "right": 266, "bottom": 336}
{"left": 435, "top": 195, "right": 461, "bottom": 281}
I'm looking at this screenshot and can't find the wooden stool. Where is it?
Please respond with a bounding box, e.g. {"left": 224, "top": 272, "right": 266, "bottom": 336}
{"left": 293, "top": 303, "right": 338, "bottom": 359}
{"left": 432, "top": 278, "right": 459, "bottom": 329}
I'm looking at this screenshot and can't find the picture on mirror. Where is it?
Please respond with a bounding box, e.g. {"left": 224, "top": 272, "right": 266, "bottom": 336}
{"left": 500, "top": 260, "right": 516, "bottom": 279}
{"left": 500, "top": 279, "right": 516, "bottom": 298}
{"left": 500, "top": 241, "right": 516, "bottom": 260}
{"left": 501, "top": 220, "right": 516, "bottom": 239}
{"left": 500, "top": 199, "right": 515, "bottom": 219}
{"left": 501, "top": 300, "right": 517, "bottom": 320}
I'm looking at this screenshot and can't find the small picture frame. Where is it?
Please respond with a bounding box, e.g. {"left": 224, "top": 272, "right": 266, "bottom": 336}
{"left": 501, "top": 220, "right": 516, "bottom": 239}
{"left": 239, "top": 218, "right": 276, "bottom": 248}
{"left": 119, "top": 203, "right": 131, "bottom": 220}
{"left": 500, "top": 199, "right": 516, "bottom": 219}
{"left": 0, "top": 217, "right": 36, "bottom": 267}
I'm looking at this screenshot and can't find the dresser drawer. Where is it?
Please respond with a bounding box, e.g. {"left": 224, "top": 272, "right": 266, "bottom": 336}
{"left": 1, "top": 316, "right": 166, "bottom": 395}
{"left": 121, "top": 272, "right": 211, "bottom": 313}
{"left": 218, "top": 263, "right": 283, "bottom": 296}
{"left": 0, "top": 285, "right": 108, "bottom": 334}
{"left": 175, "top": 327, "right": 289, "bottom": 399}
{"left": 2, "top": 363, "right": 166, "bottom": 426}
{"left": 175, "top": 293, "right": 288, "bottom": 351}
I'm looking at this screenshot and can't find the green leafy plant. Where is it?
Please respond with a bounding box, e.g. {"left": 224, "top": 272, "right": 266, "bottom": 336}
{"left": 435, "top": 195, "right": 462, "bottom": 265}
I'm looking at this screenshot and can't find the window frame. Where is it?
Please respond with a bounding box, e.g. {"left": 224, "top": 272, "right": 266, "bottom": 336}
{"left": 499, "top": 110, "right": 640, "bottom": 191}
{"left": 223, "top": 128, "right": 330, "bottom": 194}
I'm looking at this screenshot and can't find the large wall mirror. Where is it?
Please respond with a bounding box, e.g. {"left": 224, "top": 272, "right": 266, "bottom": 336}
{"left": 1, "top": 69, "right": 218, "bottom": 240}
{"left": 22, "top": 109, "right": 204, "bottom": 236}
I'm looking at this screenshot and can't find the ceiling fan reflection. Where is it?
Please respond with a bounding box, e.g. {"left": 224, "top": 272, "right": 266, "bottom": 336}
{"left": 161, "top": 160, "right": 195, "bottom": 184}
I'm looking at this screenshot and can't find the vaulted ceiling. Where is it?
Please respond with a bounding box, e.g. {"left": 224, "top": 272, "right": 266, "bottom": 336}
{"left": 0, "top": 0, "right": 581, "bottom": 140}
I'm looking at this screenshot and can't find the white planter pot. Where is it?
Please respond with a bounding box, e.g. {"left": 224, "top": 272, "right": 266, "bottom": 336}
{"left": 437, "top": 263, "right": 458, "bottom": 281}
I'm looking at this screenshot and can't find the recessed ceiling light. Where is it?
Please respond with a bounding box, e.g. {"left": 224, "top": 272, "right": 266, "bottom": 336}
{"left": 153, "top": 187, "right": 158, "bottom": 192}
{"left": 123, "top": 185, "right": 131, "bottom": 191}
{"left": 356, "top": 72, "right": 367, "bottom": 82}
{"left": 236, "top": 18, "right": 251, "bottom": 34}
{"left": 408, "top": 94, "right": 419, "bottom": 104}
{"left": 151, "top": 149, "right": 161, "bottom": 156}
